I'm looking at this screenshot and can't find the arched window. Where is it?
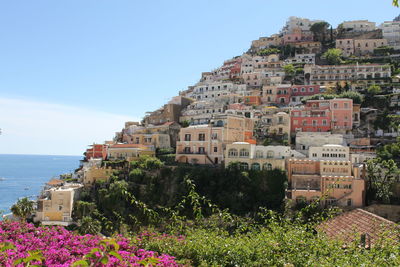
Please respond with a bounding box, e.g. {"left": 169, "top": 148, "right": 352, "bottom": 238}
{"left": 255, "top": 150, "right": 263, "bottom": 158}
{"left": 263, "top": 163, "right": 272, "bottom": 170}
{"left": 216, "top": 120, "right": 224, "bottom": 127}
{"left": 267, "top": 151, "right": 274, "bottom": 158}
{"left": 240, "top": 162, "right": 249, "bottom": 170}
{"left": 228, "top": 149, "right": 238, "bottom": 157}
{"left": 251, "top": 163, "right": 261, "bottom": 170}
{"left": 239, "top": 149, "right": 249, "bottom": 158}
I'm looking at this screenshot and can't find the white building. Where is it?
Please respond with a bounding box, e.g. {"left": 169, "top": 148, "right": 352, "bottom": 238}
{"left": 188, "top": 82, "right": 247, "bottom": 101}
{"left": 295, "top": 132, "right": 344, "bottom": 155}
{"left": 308, "top": 144, "right": 350, "bottom": 161}
{"left": 281, "top": 16, "right": 324, "bottom": 35}
{"left": 341, "top": 20, "right": 377, "bottom": 32}
{"left": 285, "top": 53, "right": 316, "bottom": 65}
{"left": 380, "top": 21, "right": 400, "bottom": 49}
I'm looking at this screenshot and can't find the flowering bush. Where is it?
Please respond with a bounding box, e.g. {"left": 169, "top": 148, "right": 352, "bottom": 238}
{"left": 0, "top": 221, "right": 178, "bottom": 266}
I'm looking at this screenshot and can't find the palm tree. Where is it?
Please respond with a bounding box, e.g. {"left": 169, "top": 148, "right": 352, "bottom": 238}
{"left": 11, "top": 197, "right": 34, "bottom": 221}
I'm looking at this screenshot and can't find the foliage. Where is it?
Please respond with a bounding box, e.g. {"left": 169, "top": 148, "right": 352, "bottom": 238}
{"left": 79, "top": 216, "right": 102, "bottom": 235}
{"left": 367, "top": 158, "right": 400, "bottom": 204}
{"left": 394, "top": 0, "right": 399, "bottom": 7}
{"left": 283, "top": 64, "right": 295, "bottom": 77}
{"left": 339, "top": 91, "right": 364, "bottom": 104}
{"left": 180, "top": 120, "right": 190, "bottom": 128}
{"left": 377, "top": 137, "right": 400, "bottom": 165}
{"left": 130, "top": 155, "right": 164, "bottom": 171}
{"left": 0, "top": 221, "right": 178, "bottom": 266}
{"left": 257, "top": 48, "right": 280, "bottom": 56}
{"left": 10, "top": 197, "right": 34, "bottom": 221}
{"left": 374, "top": 46, "right": 395, "bottom": 56}
{"left": 136, "top": 209, "right": 400, "bottom": 266}
{"left": 367, "top": 84, "right": 382, "bottom": 95}
{"left": 322, "top": 48, "right": 343, "bottom": 65}
{"left": 310, "top": 21, "right": 330, "bottom": 43}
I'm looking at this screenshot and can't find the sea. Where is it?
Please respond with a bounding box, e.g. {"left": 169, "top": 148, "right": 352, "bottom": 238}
{"left": 0, "top": 154, "right": 81, "bottom": 215}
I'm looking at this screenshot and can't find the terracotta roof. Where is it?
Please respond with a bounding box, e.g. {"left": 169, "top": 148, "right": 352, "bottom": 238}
{"left": 47, "top": 179, "right": 64, "bottom": 186}
{"left": 318, "top": 209, "right": 399, "bottom": 247}
{"left": 163, "top": 121, "right": 176, "bottom": 126}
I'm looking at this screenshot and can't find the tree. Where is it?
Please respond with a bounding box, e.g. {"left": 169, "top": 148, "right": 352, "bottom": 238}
{"left": 78, "top": 216, "right": 101, "bottom": 235}
{"left": 394, "top": 0, "right": 399, "bottom": 7}
{"left": 257, "top": 48, "right": 280, "bottom": 56}
{"left": 322, "top": 49, "right": 343, "bottom": 65}
{"left": 377, "top": 137, "right": 400, "bottom": 165}
{"left": 310, "top": 21, "right": 330, "bottom": 43}
{"left": 283, "top": 64, "right": 296, "bottom": 83}
{"left": 10, "top": 197, "right": 34, "bottom": 221}
{"left": 367, "top": 159, "right": 399, "bottom": 204}
{"left": 367, "top": 85, "right": 382, "bottom": 95}
{"left": 339, "top": 91, "right": 364, "bottom": 104}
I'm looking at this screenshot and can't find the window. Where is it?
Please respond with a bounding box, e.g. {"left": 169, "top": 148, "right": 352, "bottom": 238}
{"left": 239, "top": 149, "right": 249, "bottom": 157}
{"left": 184, "top": 147, "right": 191, "bottom": 153}
{"left": 309, "top": 87, "right": 314, "bottom": 92}
{"left": 251, "top": 163, "right": 261, "bottom": 170}
{"left": 214, "top": 147, "right": 218, "bottom": 152}
{"left": 198, "top": 147, "right": 205, "bottom": 154}
{"left": 255, "top": 150, "right": 263, "bottom": 158}
{"left": 301, "top": 87, "right": 305, "bottom": 92}
{"left": 344, "top": 103, "right": 348, "bottom": 108}
{"left": 312, "top": 153, "right": 317, "bottom": 157}
{"left": 228, "top": 148, "right": 238, "bottom": 157}
{"left": 184, "top": 134, "right": 191, "bottom": 141}
{"left": 240, "top": 162, "right": 249, "bottom": 170}
{"left": 267, "top": 151, "right": 274, "bottom": 158}
{"left": 198, "top": 133, "right": 205, "bottom": 141}
{"left": 263, "top": 163, "right": 273, "bottom": 170}
{"left": 333, "top": 103, "right": 338, "bottom": 109}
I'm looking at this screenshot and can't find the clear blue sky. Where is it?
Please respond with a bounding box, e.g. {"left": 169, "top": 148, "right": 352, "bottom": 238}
{"left": 0, "top": 0, "right": 398, "bottom": 155}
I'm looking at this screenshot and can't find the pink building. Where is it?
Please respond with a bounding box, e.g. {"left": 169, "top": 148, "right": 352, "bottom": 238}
{"left": 283, "top": 28, "right": 313, "bottom": 44}
{"left": 291, "top": 98, "right": 353, "bottom": 134}
{"left": 275, "top": 85, "right": 321, "bottom": 105}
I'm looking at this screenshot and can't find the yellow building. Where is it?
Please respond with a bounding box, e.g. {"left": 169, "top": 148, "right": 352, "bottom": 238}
{"left": 34, "top": 184, "right": 83, "bottom": 226}
{"left": 107, "top": 144, "right": 155, "bottom": 161}
{"left": 83, "top": 167, "right": 113, "bottom": 186}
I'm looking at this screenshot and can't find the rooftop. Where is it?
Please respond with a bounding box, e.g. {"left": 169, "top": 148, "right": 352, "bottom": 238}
{"left": 318, "top": 209, "right": 399, "bottom": 247}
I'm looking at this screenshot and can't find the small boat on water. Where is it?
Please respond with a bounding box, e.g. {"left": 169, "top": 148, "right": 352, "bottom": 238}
{"left": 24, "top": 187, "right": 29, "bottom": 190}
{"left": 0, "top": 177, "right": 5, "bottom": 181}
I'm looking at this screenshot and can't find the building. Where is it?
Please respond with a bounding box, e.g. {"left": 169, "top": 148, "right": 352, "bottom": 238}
{"left": 34, "top": 184, "right": 83, "bottom": 226}
{"left": 82, "top": 166, "right": 113, "bottom": 186}
{"left": 126, "top": 133, "right": 171, "bottom": 149}
{"left": 282, "top": 28, "right": 314, "bottom": 44}
{"left": 318, "top": 209, "right": 399, "bottom": 247}
{"left": 281, "top": 16, "right": 324, "bottom": 35}
{"left": 187, "top": 81, "right": 247, "bottom": 101}
{"left": 289, "top": 85, "right": 321, "bottom": 105}
{"left": 143, "top": 96, "right": 192, "bottom": 126}
{"left": 295, "top": 132, "right": 344, "bottom": 155}
{"left": 304, "top": 64, "right": 391, "bottom": 89}
{"left": 353, "top": 39, "right": 388, "bottom": 56}
{"left": 85, "top": 144, "right": 108, "bottom": 160}
{"left": 293, "top": 41, "right": 322, "bottom": 54}
{"left": 291, "top": 98, "right": 353, "bottom": 134}
{"left": 308, "top": 144, "right": 350, "bottom": 161}
{"left": 122, "top": 121, "right": 181, "bottom": 148}
{"left": 175, "top": 115, "right": 254, "bottom": 165}
{"left": 224, "top": 142, "right": 303, "bottom": 171}
{"left": 380, "top": 20, "right": 400, "bottom": 49}
{"left": 107, "top": 144, "right": 155, "bottom": 161}
{"left": 287, "top": 158, "right": 365, "bottom": 207}
{"left": 341, "top": 20, "right": 377, "bottom": 32}
{"left": 335, "top": 39, "right": 355, "bottom": 57}
{"left": 250, "top": 35, "right": 282, "bottom": 53}
{"left": 285, "top": 53, "right": 316, "bottom": 65}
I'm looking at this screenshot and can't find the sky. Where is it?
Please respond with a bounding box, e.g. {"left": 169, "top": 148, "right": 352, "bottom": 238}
{"left": 0, "top": 0, "right": 398, "bottom": 155}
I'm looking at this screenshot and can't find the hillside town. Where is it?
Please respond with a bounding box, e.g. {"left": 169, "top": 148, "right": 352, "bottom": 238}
{"left": 29, "top": 15, "right": 400, "bottom": 236}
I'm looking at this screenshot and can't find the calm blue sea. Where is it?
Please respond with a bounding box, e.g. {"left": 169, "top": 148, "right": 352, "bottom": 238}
{"left": 0, "top": 154, "right": 81, "bottom": 215}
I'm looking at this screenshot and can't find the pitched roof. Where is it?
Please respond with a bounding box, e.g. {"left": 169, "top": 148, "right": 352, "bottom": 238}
{"left": 318, "top": 209, "right": 399, "bottom": 247}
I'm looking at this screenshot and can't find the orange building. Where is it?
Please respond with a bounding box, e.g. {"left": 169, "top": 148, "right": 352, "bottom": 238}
{"left": 287, "top": 159, "right": 365, "bottom": 208}
{"left": 243, "top": 95, "right": 262, "bottom": 106}
{"left": 85, "top": 144, "right": 108, "bottom": 160}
